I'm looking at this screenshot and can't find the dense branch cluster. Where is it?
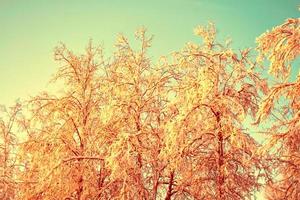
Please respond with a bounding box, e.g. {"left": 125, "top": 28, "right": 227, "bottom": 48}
{"left": 0, "top": 18, "right": 299, "bottom": 200}
{"left": 256, "top": 18, "right": 300, "bottom": 200}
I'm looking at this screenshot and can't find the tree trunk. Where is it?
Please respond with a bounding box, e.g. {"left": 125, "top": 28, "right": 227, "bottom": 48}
{"left": 165, "top": 171, "right": 174, "bottom": 200}
{"left": 216, "top": 112, "right": 225, "bottom": 200}
{"left": 77, "top": 175, "right": 83, "bottom": 200}
{"left": 152, "top": 176, "right": 159, "bottom": 200}
{"left": 217, "top": 130, "right": 225, "bottom": 200}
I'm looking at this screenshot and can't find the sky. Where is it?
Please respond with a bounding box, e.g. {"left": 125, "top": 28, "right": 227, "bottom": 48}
{"left": 0, "top": 0, "right": 299, "bottom": 106}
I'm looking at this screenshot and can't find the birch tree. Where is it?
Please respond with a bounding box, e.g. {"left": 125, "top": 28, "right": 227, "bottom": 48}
{"left": 0, "top": 103, "right": 22, "bottom": 200}
{"left": 256, "top": 18, "right": 300, "bottom": 200}
{"left": 159, "top": 23, "right": 269, "bottom": 200}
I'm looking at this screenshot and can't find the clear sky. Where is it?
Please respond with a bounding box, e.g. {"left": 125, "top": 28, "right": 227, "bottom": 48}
{"left": 0, "top": 0, "right": 299, "bottom": 106}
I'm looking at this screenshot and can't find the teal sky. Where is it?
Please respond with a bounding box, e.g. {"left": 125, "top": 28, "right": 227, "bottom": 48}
{"left": 0, "top": 0, "right": 299, "bottom": 106}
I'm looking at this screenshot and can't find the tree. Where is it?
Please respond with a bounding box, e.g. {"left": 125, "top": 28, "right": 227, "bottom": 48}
{"left": 92, "top": 28, "right": 171, "bottom": 199}
{"left": 159, "top": 23, "right": 268, "bottom": 200}
{"left": 17, "top": 42, "right": 108, "bottom": 199}
{"left": 0, "top": 103, "right": 22, "bottom": 200}
{"left": 256, "top": 18, "right": 300, "bottom": 199}
{"left": 16, "top": 29, "right": 173, "bottom": 199}
{"left": 6, "top": 23, "right": 285, "bottom": 199}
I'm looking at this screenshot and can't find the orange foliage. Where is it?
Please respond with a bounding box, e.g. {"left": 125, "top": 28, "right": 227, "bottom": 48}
{"left": 256, "top": 18, "right": 300, "bottom": 199}
{"left": 0, "top": 103, "right": 22, "bottom": 199}
{"left": 0, "top": 18, "right": 298, "bottom": 200}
